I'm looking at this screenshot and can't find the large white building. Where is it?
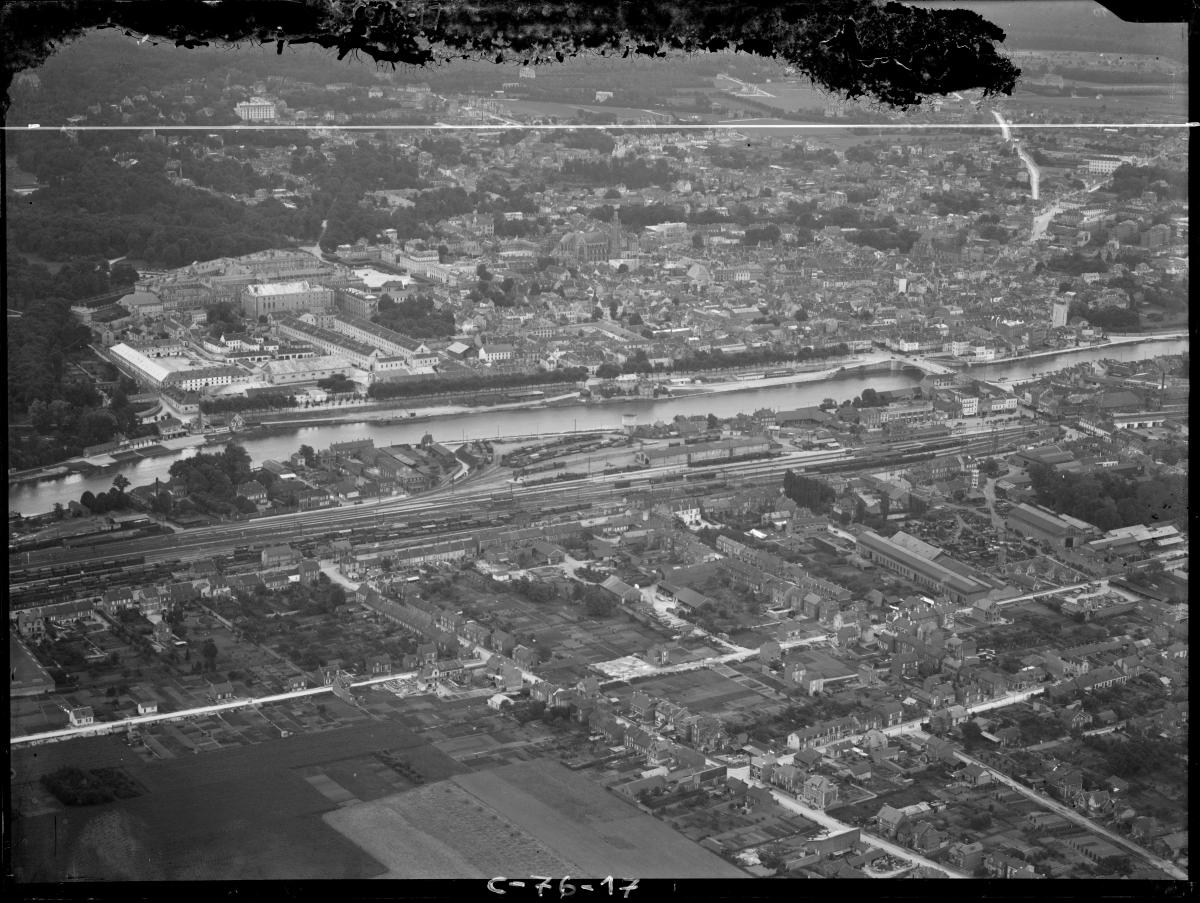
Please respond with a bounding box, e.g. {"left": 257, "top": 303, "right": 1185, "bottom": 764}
{"left": 1051, "top": 299, "right": 1070, "bottom": 329}
{"left": 381, "top": 248, "right": 456, "bottom": 283}
{"left": 274, "top": 316, "right": 379, "bottom": 369}
{"left": 327, "top": 314, "right": 432, "bottom": 365}
{"left": 261, "top": 355, "right": 354, "bottom": 386}
{"left": 235, "top": 98, "right": 277, "bottom": 122}
{"left": 108, "top": 343, "right": 249, "bottom": 392}
{"left": 242, "top": 282, "right": 334, "bottom": 318}
{"left": 1084, "top": 156, "right": 1132, "bottom": 175}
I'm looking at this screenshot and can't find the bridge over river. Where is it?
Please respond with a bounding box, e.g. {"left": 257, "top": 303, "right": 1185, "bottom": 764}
{"left": 835, "top": 354, "right": 957, "bottom": 378}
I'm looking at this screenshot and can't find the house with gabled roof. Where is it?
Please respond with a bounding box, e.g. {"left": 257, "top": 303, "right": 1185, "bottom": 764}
{"left": 876, "top": 803, "right": 908, "bottom": 836}
{"left": 802, "top": 774, "right": 839, "bottom": 809}
{"left": 600, "top": 575, "right": 641, "bottom": 603}
{"left": 629, "top": 690, "right": 658, "bottom": 721}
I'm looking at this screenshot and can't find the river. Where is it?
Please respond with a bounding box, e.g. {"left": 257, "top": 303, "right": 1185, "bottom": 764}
{"left": 8, "top": 338, "right": 1188, "bottom": 515}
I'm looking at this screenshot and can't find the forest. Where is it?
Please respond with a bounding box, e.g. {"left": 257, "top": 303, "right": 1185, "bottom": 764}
{"left": 7, "top": 132, "right": 319, "bottom": 265}
{"left": 7, "top": 256, "right": 158, "bottom": 468}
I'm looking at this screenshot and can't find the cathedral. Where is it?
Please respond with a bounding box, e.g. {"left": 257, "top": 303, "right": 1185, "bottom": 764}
{"left": 553, "top": 210, "right": 627, "bottom": 264}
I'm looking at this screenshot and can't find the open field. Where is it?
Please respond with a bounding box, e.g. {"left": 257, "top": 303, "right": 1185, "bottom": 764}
{"left": 453, "top": 759, "right": 747, "bottom": 878}
{"left": 11, "top": 721, "right": 462, "bottom": 881}
{"left": 325, "top": 780, "right": 580, "bottom": 878}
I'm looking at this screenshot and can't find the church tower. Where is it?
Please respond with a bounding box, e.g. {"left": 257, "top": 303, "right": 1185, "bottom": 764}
{"left": 610, "top": 208, "right": 622, "bottom": 256}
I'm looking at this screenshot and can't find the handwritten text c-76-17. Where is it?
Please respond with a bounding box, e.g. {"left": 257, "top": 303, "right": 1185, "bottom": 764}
{"left": 487, "top": 877, "right": 640, "bottom": 898}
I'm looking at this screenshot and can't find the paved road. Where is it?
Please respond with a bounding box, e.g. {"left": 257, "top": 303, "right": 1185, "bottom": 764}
{"left": 809, "top": 687, "right": 1048, "bottom": 751}
{"left": 729, "top": 768, "right": 970, "bottom": 879}
{"left": 10, "top": 669, "right": 419, "bottom": 748}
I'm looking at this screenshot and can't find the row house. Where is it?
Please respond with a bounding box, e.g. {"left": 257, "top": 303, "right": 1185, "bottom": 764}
{"left": 787, "top": 715, "right": 866, "bottom": 750}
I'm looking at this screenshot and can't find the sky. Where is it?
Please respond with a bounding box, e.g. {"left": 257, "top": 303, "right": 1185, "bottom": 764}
{"left": 906, "top": 1, "right": 1188, "bottom": 59}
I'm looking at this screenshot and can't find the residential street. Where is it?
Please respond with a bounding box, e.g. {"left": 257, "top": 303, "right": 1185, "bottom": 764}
{"left": 951, "top": 748, "right": 1187, "bottom": 880}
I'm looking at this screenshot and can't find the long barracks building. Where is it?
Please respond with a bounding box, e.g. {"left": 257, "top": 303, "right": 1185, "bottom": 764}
{"left": 855, "top": 529, "right": 1001, "bottom": 605}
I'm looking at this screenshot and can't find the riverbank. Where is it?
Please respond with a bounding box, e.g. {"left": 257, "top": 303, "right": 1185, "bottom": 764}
{"left": 89, "top": 360, "right": 867, "bottom": 447}
{"left": 8, "top": 433, "right": 212, "bottom": 487}
{"left": 9, "top": 335, "right": 1183, "bottom": 486}
{"left": 942, "top": 332, "right": 1188, "bottom": 370}
{"left": 10, "top": 335, "right": 1187, "bottom": 516}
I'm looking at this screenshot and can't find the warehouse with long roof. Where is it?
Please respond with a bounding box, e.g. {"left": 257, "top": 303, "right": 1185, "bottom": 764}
{"left": 855, "top": 529, "right": 999, "bottom": 605}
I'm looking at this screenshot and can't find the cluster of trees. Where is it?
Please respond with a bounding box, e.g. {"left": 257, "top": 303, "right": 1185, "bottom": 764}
{"left": 166, "top": 444, "right": 255, "bottom": 517}
{"left": 1082, "top": 734, "right": 1185, "bottom": 782}
{"left": 78, "top": 475, "right": 132, "bottom": 516}
{"left": 205, "top": 301, "right": 243, "bottom": 338}
{"left": 1109, "top": 164, "right": 1187, "bottom": 202}
{"left": 506, "top": 576, "right": 562, "bottom": 605}
{"left": 675, "top": 343, "right": 850, "bottom": 374}
{"left": 367, "top": 366, "right": 589, "bottom": 400}
{"left": 596, "top": 343, "right": 850, "bottom": 380}
{"left": 40, "top": 766, "right": 143, "bottom": 807}
{"left": 177, "top": 147, "right": 278, "bottom": 196}
{"left": 742, "top": 224, "right": 782, "bottom": 246}
{"left": 846, "top": 223, "right": 922, "bottom": 254}
{"left": 465, "top": 265, "right": 522, "bottom": 307}
{"left": 926, "top": 190, "right": 985, "bottom": 216}
{"left": 852, "top": 388, "right": 886, "bottom": 407}
{"left": 311, "top": 142, "right": 423, "bottom": 250}
{"left": 1044, "top": 251, "right": 1109, "bottom": 276}
{"left": 241, "top": 576, "right": 347, "bottom": 621}
{"left": 199, "top": 393, "right": 298, "bottom": 415}
{"left": 844, "top": 144, "right": 881, "bottom": 164}
{"left": 559, "top": 156, "right": 680, "bottom": 190}
{"left": 782, "top": 470, "right": 835, "bottom": 512}
{"left": 1028, "top": 463, "right": 1187, "bottom": 532}
{"left": 778, "top": 144, "right": 841, "bottom": 167}
{"left": 542, "top": 129, "right": 616, "bottom": 155}
{"left": 1068, "top": 301, "right": 1140, "bottom": 333}
{"left": 1108, "top": 274, "right": 1188, "bottom": 314}
{"left": 316, "top": 373, "right": 357, "bottom": 394}
{"left": 586, "top": 202, "right": 685, "bottom": 230}
{"left": 494, "top": 215, "right": 541, "bottom": 239}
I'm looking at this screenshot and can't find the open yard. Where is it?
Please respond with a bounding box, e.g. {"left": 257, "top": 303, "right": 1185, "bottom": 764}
{"left": 613, "top": 666, "right": 785, "bottom": 721}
